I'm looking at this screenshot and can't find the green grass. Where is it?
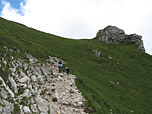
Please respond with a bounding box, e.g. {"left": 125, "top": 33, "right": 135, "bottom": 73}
{"left": 20, "top": 96, "right": 28, "bottom": 106}
{"left": 0, "top": 17, "right": 152, "bottom": 114}
{"left": 13, "top": 103, "right": 20, "bottom": 114}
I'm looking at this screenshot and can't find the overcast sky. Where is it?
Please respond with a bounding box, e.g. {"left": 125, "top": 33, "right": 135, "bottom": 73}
{"left": 0, "top": 0, "right": 152, "bottom": 55}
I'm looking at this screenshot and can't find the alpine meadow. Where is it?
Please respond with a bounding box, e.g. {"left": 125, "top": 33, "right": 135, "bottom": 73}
{"left": 0, "top": 17, "right": 152, "bottom": 114}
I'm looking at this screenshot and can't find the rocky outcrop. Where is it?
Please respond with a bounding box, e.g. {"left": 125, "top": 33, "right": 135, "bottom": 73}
{"left": 0, "top": 46, "right": 88, "bottom": 114}
{"left": 92, "top": 49, "right": 101, "bottom": 57}
{"left": 96, "top": 26, "right": 145, "bottom": 52}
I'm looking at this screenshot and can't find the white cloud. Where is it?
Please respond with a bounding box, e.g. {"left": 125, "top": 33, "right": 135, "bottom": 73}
{"left": 1, "top": 1, "right": 23, "bottom": 22}
{"left": 0, "top": 0, "right": 152, "bottom": 54}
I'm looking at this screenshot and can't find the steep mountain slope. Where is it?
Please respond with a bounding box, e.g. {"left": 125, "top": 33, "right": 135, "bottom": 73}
{"left": 0, "top": 17, "right": 152, "bottom": 114}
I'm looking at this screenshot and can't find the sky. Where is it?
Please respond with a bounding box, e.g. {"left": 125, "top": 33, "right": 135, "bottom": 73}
{"left": 0, "top": 0, "right": 152, "bottom": 55}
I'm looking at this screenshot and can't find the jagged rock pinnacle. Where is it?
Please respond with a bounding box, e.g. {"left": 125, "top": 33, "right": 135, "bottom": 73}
{"left": 96, "top": 26, "right": 145, "bottom": 52}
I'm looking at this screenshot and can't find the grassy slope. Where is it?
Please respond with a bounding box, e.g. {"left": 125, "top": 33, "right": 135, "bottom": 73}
{"left": 0, "top": 17, "right": 152, "bottom": 114}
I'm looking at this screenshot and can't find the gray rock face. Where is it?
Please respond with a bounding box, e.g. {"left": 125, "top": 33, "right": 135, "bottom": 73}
{"left": 0, "top": 77, "right": 14, "bottom": 98}
{"left": 0, "top": 99, "right": 14, "bottom": 114}
{"left": 23, "top": 106, "right": 32, "bottom": 114}
{"left": 36, "top": 96, "right": 49, "bottom": 113}
{"left": 22, "top": 89, "right": 31, "bottom": 98}
{"left": 96, "top": 26, "right": 145, "bottom": 52}
{"left": 0, "top": 47, "right": 88, "bottom": 114}
{"left": 9, "top": 76, "right": 18, "bottom": 94}
{"left": 0, "top": 106, "right": 2, "bottom": 114}
{"left": 49, "top": 104, "right": 55, "bottom": 114}
{"left": 37, "top": 75, "right": 44, "bottom": 84}
{"left": 19, "top": 75, "right": 29, "bottom": 83}
{"left": 31, "top": 104, "right": 38, "bottom": 113}
{"left": 0, "top": 88, "right": 8, "bottom": 99}
{"left": 53, "top": 91, "right": 59, "bottom": 100}
{"left": 31, "top": 75, "right": 37, "bottom": 82}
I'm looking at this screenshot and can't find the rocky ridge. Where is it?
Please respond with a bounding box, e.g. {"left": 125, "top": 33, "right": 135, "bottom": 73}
{"left": 96, "top": 26, "right": 145, "bottom": 52}
{"left": 0, "top": 46, "right": 88, "bottom": 114}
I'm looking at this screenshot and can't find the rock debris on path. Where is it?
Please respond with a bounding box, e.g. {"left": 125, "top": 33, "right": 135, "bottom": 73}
{"left": 0, "top": 46, "right": 88, "bottom": 114}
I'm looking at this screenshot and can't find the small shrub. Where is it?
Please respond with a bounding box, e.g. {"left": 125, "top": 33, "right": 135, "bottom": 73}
{"left": 52, "top": 98, "right": 57, "bottom": 102}
{"left": 20, "top": 96, "right": 28, "bottom": 106}
{"left": 13, "top": 103, "right": 20, "bottom": 114}
{"left": 0, "top": 68, "right": 9, "bottom": 82}
{"left": 51, "top": 76, "right": 54, "bottom": 79}
{"left": 0, "top": 80, "right": 2, "bottom": 85}
{"left": 31, "top": 94, "right": 36, "bottom": 97}
{"left": 17, "top": 88, "right": 24, "bottom": 96}
{"left": 48, "top": 108, "right": 50, "bottom": 114}
{"left": 40, "top": 90, "right": 45, "bottom": 96}
{"left": 0, "top": 101, "right": 5, "bottom": 107}
{"left": 48, "top": 93, "right": 51, "bottom": 96}
{"left": 51, "top": 89, "right": 55, "bottom": 92}
{"left": 7, "top": 81, "right": 11, "bottom": 89}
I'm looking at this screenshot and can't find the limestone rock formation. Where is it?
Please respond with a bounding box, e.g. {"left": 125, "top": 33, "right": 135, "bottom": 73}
{"left": 96, "top": 26, "right": 145, "bottom": 52}
{"left": 0, "top": 46, "right": 88, "bottom": 114}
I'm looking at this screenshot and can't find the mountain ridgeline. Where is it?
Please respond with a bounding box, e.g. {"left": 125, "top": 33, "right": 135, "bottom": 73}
{"left": 0, "top": 17, "right": 152, "bottom": 114}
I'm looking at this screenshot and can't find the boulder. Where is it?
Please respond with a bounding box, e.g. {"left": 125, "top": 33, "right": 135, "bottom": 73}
{"left": 0, "top": 77, "right": 14, "bottom": 98}
{"left": 37, "top": 75, "right": 44, "bottom": 84}
{"left": 20, "top": 70, "right": 27, "bottom": 78}
{"left": 2, "top": 99, "right": 14, "bottom": 113}
{"left": 22, "top": 89, "right": 31, "bottom": 98}
{"left": 18, "top": 83, "right": 27, "bottom": 89}
{"left": 0, "top": 106, "right": 2, "bottom": 114}
{"left": 49, "top": 104, "right": 55, "bottom": 114}
{"left": 31, "top": 104, "right": 38, "bottom": 113}
{"left": 0, "top": 88, "right": 8, "bottom": 99}
{"left": 9, "top": 76, "right": 18, "bottom": 93}
{"left": 19, "top": 76, "right": 30, "bottom": 83}
{"left": 26, "top": 54, "right": 38, "bottom": 63}
{"left": 23, "top": 106, "right": 32, "bottom": 114}
{"left": 53, "top": 91, "right": 59, "bottom": 101}
{"left": 2, "top": 58, "right": 7, "bottom": 66}
{"left": 9, "top": 67, "right": 16, "bottom": 73}
{"left": 31, "top": 75, "right": 37, "bottom": 82}
{"left": 23, "top": 63, "right": 28, "bottom": 71}
{"left": 77, "top": 101, "right": 84, "bottom": 107}
{"left": 92, "top": 49, "right": 101, "bottom": 57}
{"left": 36, "top": 96, "right": 49, "bottom": 113}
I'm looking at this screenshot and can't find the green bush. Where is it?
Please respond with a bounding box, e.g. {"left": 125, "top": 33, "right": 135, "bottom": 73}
{"left": 52, "top": 98, "right": 57, "bottom": 102}
{"left": 13, "top": 103, "right": 20, "bottom": 114}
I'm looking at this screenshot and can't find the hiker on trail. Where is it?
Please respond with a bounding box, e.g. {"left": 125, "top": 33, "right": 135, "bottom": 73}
{"left": 65, "top": 67, "right": 70, "bottom": 75}
{"left": 58, "top": 59, "right": 62, "bottom": 73}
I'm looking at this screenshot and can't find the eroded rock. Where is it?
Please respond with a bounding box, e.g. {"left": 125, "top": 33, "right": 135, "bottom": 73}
{"left": 97, "top": 26, "right": 145, "bottom": 52}
{"left": 0, "top": 49, "right": 88, "bottom": 114}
